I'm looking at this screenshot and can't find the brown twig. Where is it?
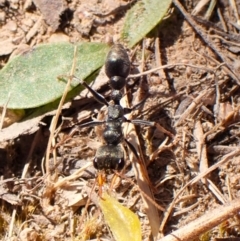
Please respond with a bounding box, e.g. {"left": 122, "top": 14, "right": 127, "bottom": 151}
{"left": 158, "top": 198, "right": 240, "bottom": 241}
{"left": 172, "top": 0, "right": 240, "bottom": 85}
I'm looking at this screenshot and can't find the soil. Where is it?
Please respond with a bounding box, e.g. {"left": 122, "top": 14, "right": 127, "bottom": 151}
{"left": 0, "top": 0, "right": 240, "bottom": 241}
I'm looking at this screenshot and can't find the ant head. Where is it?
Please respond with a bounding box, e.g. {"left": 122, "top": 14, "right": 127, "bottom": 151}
{"left": 109, "top": 76, "right": 126, "bottom": 90}
{"left": 93, "top": 145, "right": 125, "bottom": 171}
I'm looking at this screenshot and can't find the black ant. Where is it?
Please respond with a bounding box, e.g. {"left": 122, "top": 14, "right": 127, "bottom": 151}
{"left": 72, "top": 44, "right": 170, "bottom": 189}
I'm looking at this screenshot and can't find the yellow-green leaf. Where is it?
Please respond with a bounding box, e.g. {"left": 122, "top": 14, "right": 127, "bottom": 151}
{"left": 99, "top": 193, "right": 141, "bottom": 241}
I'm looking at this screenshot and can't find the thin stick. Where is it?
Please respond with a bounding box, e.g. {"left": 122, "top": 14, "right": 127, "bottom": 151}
{"left": 44, "top": 46, "right": 78, "bottom": 176}
{"left": 158, "top": 198, "right": 240, "bottom": 241}
{"left": 129, "top": 63, "right": 215, "bottom": 78}
{"left": 0, "top": 93, "right": 11, "bottom": 130}
{"left": 154, "top": 37, "right": 166, "bottom": 82}
{"left": 191, "top": 148, "right": 240, "bottom": 185}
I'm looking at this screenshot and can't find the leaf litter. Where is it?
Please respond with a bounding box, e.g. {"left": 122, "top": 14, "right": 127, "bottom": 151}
{"left": 1, "top": 0, "right": 240, "bottom": 241}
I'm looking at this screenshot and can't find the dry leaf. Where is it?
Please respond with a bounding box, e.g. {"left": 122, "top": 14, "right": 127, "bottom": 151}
{"left": 33, "top": 0, "right": 67, "bottom": 31}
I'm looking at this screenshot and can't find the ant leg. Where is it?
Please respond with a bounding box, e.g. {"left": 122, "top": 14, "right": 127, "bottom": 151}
{"left": 130, "top": 119, "right": 174, "bottom": 138}
{"left": 123, "top": 95, "right": 149, "bottom": 114}
{"left": 97, "top": 171, "right": 106, "bottom": 198}
{"left": 109, "top": 172, "right": 120, "bottom": 191}
{"left": 124, "top": 138, "right": 152, "bottom": 184}
{"left": 69, "top": 120, "right": 106, "bottom": 136}
{"left": 79, "top": 120, "right": 106, "bottom": 128}
{"left": 61, "top": 120, "right": 106, "bottom": 145}
{"left": 72, "top": 75, "right": 109, "bottom": 106}
{"left": 124, "top": 138, "right": 141, "bottom": 164}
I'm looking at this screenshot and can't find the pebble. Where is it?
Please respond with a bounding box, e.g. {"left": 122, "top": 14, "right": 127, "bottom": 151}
{"left": 21, "top": 17, "right": 34, "bottom": 28}
{"left": 9, "top": 0, "right": 19, "bottom": 9}
{"left": 5, "top": 20, "right": 17, "bottom": 33}
{"left": 12, "top": 33, "right": 25, "bottom": 45}
{"left": 0, "top": 11, "right": 6, "bottom": 22}
{"left": 19, "top": 228, "right": 38, "bottom": 241}
{"left": 0, "top": 38, "right": 16, "bottom": 56}
{"left": 0, "top": 0, "right": 6, "bottom": 7}
{"left": 48, "top": 33, "right": 69, "bottom": 43}
{"left": 23, "top": 0, "right": 32, "bottom": 10}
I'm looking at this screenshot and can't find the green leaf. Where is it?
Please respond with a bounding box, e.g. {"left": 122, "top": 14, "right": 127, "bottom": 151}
{"left": 99, "top": 193, "right": 142, "bottom": 241}
{"left": 0, "top": 42, "right": 110, "bottom": 109}
{"left": 122, "top": 0, "right": 172, "bottom": 47}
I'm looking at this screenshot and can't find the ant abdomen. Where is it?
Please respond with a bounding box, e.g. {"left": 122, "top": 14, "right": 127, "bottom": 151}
{"left": 105, "top": 44, "right": 130, "bottom": 80}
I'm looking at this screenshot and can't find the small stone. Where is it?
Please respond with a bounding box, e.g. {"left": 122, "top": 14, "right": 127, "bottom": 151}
{"left": 23, "top": 0, "right": 32, "bottom": 10}
{"left": 12, "top": 34, "right": 25, "bottom": 45}
{"left": 0, "top": 39, "right": 16, "bottom": 56}
{"left": 5, "top": 20, "right": 17, "bottom": 33}
{"left": 48, "top": 33, "right": 69, "bottom": 43}
{"left": 19, "top": 228, "right": 38, "bottom": 241}
{"left": 9, "top": 0, "right": 19, "bottom": 10}
{"left": 0, "top": 29, "right": 11, "bottom": 40}
{"left": 22, "top": 17, "right": 34, "bottom": 28}
{"left": 0, "top": 0, "right": 6, "bottom": 7}
{"left": 0, "top": 11, "right": 6, "bottom": 22}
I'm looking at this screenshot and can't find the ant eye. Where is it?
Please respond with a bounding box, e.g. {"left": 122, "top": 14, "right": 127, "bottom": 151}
{"left": 116, "top": 158, "right": 125, "bottom": 170}
{"left": 93, "top": 158, "right": 100, "bottom": 169}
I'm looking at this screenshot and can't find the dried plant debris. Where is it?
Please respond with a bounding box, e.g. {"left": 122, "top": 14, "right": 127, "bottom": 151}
{"left": 32, "top": 0, "right": 67, "bottom": 31}
{"left": 1, "top": 0, "right": 240, "bottom": 241}
{"left": 0, "top": 179, "right": 22, "bottom": 205}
